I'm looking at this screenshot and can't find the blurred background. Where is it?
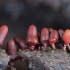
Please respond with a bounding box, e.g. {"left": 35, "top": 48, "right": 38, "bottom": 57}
{"left": 0, "top": 0, "right": 70, "bottom": 70}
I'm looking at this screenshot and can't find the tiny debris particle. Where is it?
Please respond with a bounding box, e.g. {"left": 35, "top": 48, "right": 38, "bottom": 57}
{"left": 51, "top": 50, "right": 54, "bottom": 53}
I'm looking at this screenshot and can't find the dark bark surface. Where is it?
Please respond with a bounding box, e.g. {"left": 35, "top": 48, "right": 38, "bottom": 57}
{"left": 6, "top": 66, "right": 16, "bottom": 70}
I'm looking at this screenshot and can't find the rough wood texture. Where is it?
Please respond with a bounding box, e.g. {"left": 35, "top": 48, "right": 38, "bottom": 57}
{"left": 0, "top": 48, "right": 70, "bottom": 70}
{"left": 0, "top": 49, "right": 16, "bottom": 70}
{"left": 0, "top": 49, "right": 10, "bottom": 70}
{"left": 17, "top": 49, "right": 70, "bottom": 70}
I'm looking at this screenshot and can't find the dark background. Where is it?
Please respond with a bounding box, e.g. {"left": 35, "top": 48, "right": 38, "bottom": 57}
{"left": 0, "top": 0, "right": 70, "bottom": 70}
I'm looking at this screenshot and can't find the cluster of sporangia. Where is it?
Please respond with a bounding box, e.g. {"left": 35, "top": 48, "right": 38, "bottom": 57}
{"left": 0, "top": 24, "right": 70, "bottom": 66}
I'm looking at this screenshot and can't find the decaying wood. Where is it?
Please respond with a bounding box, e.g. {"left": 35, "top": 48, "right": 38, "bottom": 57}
{"left": 0, "top": 49, "right": 10, "bottom": 70}
{"left": 0, "top": 48, "right": 16, "bottom": 70}
{"left": 0, "top": 48, "right": 70, "bottom": 70}
{"left": 17, "top": 49, "right": 70, "bottom": 70}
